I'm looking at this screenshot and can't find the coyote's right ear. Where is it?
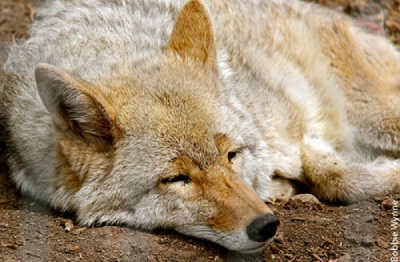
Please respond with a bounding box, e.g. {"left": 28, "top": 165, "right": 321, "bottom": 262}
{"left": 35, "top": 63, "right": 120, "bottom": 148}
{"left": 166, "top": 0, "right": 217, "bottom": 69}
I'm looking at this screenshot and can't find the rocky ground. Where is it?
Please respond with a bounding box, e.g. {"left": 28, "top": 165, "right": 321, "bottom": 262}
{"left": 1, "top": 0, "right": 399, "bottom": 261}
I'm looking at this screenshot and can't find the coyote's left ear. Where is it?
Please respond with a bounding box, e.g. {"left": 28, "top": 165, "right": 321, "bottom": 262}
{"left": 166, "top": 0, "right": 216, "bottom": 69}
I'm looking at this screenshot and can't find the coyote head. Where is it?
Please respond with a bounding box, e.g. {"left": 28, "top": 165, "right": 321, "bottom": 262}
{"left": 35, "top": 0, "right": 279, "bottom": 253}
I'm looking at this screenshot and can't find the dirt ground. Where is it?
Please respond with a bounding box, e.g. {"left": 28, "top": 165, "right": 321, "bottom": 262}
{"left": 1, "top": 0, "right": 400, "bottom": 261}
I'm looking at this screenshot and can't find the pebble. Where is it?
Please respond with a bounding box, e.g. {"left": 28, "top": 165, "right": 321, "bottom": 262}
{"left": 375, "top": 236, "right": 389, "bottom": 249}
{"left": 289, "top": 194, "right": 320, "bottom": 204}
{"left": 360, "top": 236, "right": 374, "bottom": 247}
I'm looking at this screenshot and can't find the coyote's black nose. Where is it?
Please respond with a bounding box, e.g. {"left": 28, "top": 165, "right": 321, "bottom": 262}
{"left": 246, "top": 214, "right": 280, "bottom": 242}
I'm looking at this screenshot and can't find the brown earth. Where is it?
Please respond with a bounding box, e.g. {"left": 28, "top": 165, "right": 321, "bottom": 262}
{"left": 1, "top": 0, "right": 399, "bottom": 261}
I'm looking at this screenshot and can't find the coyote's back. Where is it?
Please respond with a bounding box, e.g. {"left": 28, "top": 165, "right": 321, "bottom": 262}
{"left": 1, "top": 0, "right": 400, "bottom": 253}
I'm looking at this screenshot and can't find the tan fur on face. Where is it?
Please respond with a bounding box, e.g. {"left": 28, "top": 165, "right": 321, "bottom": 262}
{"left": 55, "top": 136, "right": 116, "bottom": 193}
{"left": 56, "top": 144, "right": 83, "bottom": 192}
{"left": 207, "top": 171, "right": 271, "bottom": 232}
{"left": 164, "top": 135, "right": 271, "bottom": 233}
{"left": 215, "top": 134, "right": 233, "bottom": 158}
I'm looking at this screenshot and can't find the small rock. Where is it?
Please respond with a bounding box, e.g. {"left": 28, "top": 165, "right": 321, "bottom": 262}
{"left": 157, "top": 237, "right": 169, "bottom": 244}
{"left": 60, "top": 219, "right": 74, "bottom": 232}
{"left": 381, "top": 196, "right": 395, "bottom": 209}
{"left": 291, "top": 215, "right": 329, "bottom": 223}
{"left": 147, "top": 255, "right": 157, "bottom": 262}
{"left": 373, "top": 196, "right": 385, "bottom": 203}
{"left": 268, "top": 243, "right": 280, "bottom": 253}
{"left": 376, "top": 236, "right": 389, "bottom": 248}
{"left": 70, "top": 245, "right": 80, "bottom": 251}
{"left": 273, "top": 230, "right": 284, "bottom": 244}
{"left": 361, "top": 236, "right": 374, "bottom": 247}
{"left": 289, "top": 194, "right": 320, "bottom": 204}
{"left": 361, "top": 215, "right": 374, "bottom": 223}
{"left": 71, "top": 227, "right": 87, "bottom": 235}
{"left": 345, "top": 236, "right": 359, "bottom": 244}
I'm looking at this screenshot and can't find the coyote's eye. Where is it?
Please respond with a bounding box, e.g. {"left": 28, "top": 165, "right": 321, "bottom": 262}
{"left": 162, "top": 174, "right": 191, "bottom": 184}
{"left": 227, "top": 151, "right": 237, "bottom": 162}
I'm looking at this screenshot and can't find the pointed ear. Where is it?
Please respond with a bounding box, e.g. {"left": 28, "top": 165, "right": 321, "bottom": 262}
{"left": 166, "top": 0, "right": 217, "bottom": 69}
{"left": 35, "top": 63, "right": 120, "bottom": 148}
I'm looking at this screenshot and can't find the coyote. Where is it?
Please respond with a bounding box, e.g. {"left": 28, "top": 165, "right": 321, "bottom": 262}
{"left": 1, "top": 0, "right": 400, "bottom": 253}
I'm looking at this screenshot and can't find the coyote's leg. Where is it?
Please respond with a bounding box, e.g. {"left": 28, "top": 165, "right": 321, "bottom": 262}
{"left": 301, "top": 136, "right": 400, "bottom": 203}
